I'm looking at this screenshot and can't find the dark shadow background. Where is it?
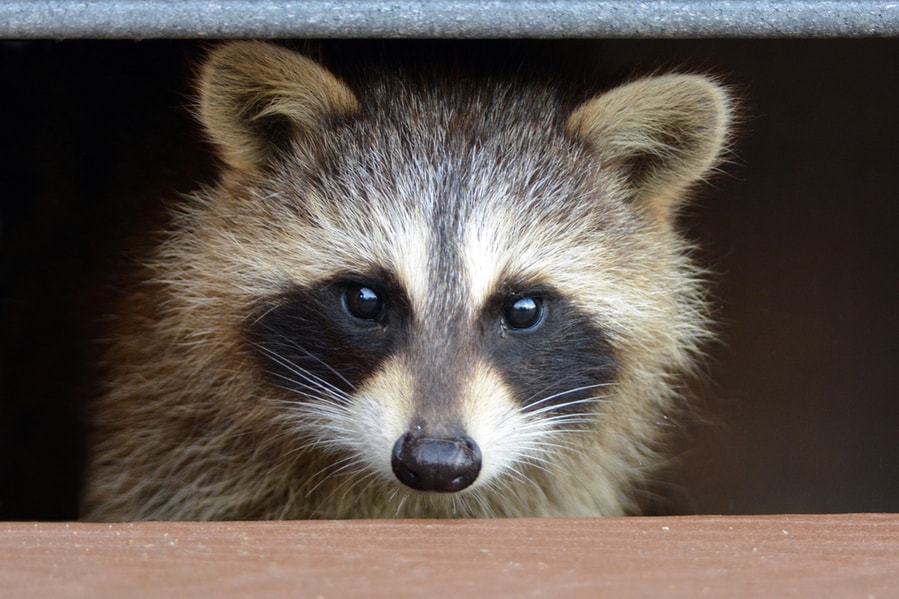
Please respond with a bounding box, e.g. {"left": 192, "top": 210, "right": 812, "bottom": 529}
{"left": 1, "top": 39, "right": 897, "bottom": 519}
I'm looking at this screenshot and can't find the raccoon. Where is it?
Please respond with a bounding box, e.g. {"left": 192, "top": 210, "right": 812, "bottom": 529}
{"left": 80, "top": 41, "right": 732, "bottom": 520}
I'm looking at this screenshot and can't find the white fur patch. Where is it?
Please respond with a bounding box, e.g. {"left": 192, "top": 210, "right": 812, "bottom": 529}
{"left": 461, "top": 200, "right": 511, "bottom": 314}
{"left": 345, "top": 357, "right": 416, "bottom": 482}
{"left": 459, "top": 361, "right": 529, "bottom": 490}
{"left": 384, "top": 211, "right": 431, "bottom": 319}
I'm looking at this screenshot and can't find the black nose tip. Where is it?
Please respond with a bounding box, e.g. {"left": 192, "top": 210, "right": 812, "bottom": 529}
{"left": 391, "top": 433, "right": 482, "bottom": 493}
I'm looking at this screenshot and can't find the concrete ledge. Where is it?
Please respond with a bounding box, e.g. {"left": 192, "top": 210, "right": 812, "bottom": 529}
{"left": 2, "top": 1, "right": 899, "bottom": 39}
{"left": 3, "top": 514, "right": 898, "bottom": 597}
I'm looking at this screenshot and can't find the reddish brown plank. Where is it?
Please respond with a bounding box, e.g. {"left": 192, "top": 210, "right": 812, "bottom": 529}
{"left": 3, "top": 514, "right": 897, "bottom": 598}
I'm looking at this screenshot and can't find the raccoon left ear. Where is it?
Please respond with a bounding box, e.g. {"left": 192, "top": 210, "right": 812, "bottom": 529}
{"left": 566, "top": 74, "right": 732, "bottom": 217}
{"left": 198, "top": 41, "right": 361, "bottom": 172}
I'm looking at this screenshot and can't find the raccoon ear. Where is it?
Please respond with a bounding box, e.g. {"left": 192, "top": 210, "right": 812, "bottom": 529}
{"left": 197, "top": 41, "right": 360, "bottom": 172}
{"left": 566, "top": 74, "right": 731, "bottom": 216}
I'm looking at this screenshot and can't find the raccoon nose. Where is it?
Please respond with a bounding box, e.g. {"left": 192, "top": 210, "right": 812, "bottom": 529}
{"left": 391, "top": 433, "right": 481, "bottom": 493}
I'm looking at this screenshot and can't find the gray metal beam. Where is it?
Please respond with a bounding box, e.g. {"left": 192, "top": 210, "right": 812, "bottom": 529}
{"left": 2, "top": 1, "right": 898, "bottom": 39}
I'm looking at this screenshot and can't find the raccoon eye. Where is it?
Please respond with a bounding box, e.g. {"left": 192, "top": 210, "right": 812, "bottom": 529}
{"left": 503, "top": 296, "right": 544, "bottom": 330}
{"left": 344, "top": 285, "right": 384, "bottom": 321}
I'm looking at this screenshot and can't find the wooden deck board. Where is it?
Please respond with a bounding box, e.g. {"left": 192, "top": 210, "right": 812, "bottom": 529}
{"left": 3, "top": 514, "right": 898, "bottom": 597}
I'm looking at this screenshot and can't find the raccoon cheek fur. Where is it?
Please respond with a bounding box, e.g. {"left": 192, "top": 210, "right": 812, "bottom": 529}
{"left": 80, "top": 41, "right": 734, "bottom": 521}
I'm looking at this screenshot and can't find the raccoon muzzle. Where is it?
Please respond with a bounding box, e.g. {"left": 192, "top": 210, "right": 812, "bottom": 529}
{"left": 391, "top": 433, "right": 482, "bottom": 493}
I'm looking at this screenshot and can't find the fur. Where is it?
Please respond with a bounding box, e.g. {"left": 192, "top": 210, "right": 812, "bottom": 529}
{"left": 80, "top": 42, "right": 732, "bottom": 521}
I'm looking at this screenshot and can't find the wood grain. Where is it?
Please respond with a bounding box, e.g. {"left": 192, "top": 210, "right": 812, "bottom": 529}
{"left": 3, "top": 514, "right": 897, "bottom": 598}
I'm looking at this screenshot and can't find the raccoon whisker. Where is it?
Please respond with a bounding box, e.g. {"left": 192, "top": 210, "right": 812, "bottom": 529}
{"left": 384, "top": 484, "right": 401, "bottom": 507}
{"left": 496, "top": 440, "right": 557, "bottom": 475}
{"left": 269, "top": 427, "right": 353, "bottom": 469}
{"left": 255, "top": 332, "right": 357, "bottom": 394}
{"left": 510, "top": 458, "right": 554, "bottom": 482}
{"left": 277, "top": 405, "right": 356, "bottom": 439}
{"left": 306, "top": 472, "right": 350, "bottom": 516}
{"left": 519, "top": 451, "right": 610, "bottom": 517}
{"left": 492, "top": 463, "right": 550, "bottom": 504}
{"left": 518, "top": 407, "right": 604, "bottom": 428}
{"left": 523, "top": 382, "right": 617, "bottom": 414}
{"left": 268, "top": 380, "right": 350, "bottom": 415}
{"left": 514, "top": 427, "right": 594, "bottom": 445}
{"left": 519, "top": 378, "right": 604, "bottom": 409}
{"left": 529, "top": 428, "right": 608, "bottom": 462}
{"left": 341, "top": 470, "right": 389, "bottom": 510}
{"left": 301, "top": 454, "right": 362, "bottom": 499}
{"left": 459, "top": 493, "right": 480, "bottom": 518}
{"left": 522, "top": 405, "right": 605, "bottom": 426}
{"left": 520, "top": 396, "right": 610, "bottom": 420}
{"left": 310, "top": 463, "right": 374, "bottom": 516}
{"left": 255, "top": 353, "right": 344, "bottom": 399}
{"left": 545, "top": 427, "right": 598, "bottom": 437}
{"left": 287, "top": 433, "right": 353, "bottom": 459}
{"left": 247, "top": 300, "right": 286, "bottom": 326}
{"left": 517, "top": 374, "right": 587, "bottom": 407}
{"left": 276, "top": 494, "right": 295, "bottom": 520}
{"left": 324, "top": 458, "right": 384, "bottom": 504}
{"left": 520, "top": 439, "right": 580, "bottom": 455}
{"left": 255, "top": 343, "right": 354, "bottom": 402}
{"left": 287, "top": 398, "right": 356, "bottom": 425}
{"left": 500, "top": 430, "right": 598, "bottom": 477}
{"left": 333, "top": 475, "right": 378, "bottom": 517}
{"left": 534, "top": 408, "right": 604, "bottom": 423}
{"left": 516, "top": 434, "right": 565, "bottom": 459}
{"left": 458, "top": 494, "right": 476, "bottom": 518}
{"left": 481, "top": 494, "right": 500, "bottom": 518}
{"left": 394, "top": 490, "right": 411, "bottom": 517}
{"left": 277, "top": 387, "right": 356, "bottom": 419}
{"left": 273, "top": 371, "right": 349, "bottom": 405}
{"left": 285, "top": 346, "right": 359, "bottom": 394}
{"left": 463, "top": 490, "right": 491, "bottom": 517}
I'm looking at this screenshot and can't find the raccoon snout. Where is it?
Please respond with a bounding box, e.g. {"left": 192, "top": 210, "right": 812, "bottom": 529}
{"left": 390, "top": 433, "right": 482, "bottom": 493}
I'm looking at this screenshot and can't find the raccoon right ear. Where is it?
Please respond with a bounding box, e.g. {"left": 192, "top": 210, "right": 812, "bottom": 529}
{"left": 198, "top": 42, "right": 360, "bottom": 172}
{"left": 566, "top": 74, "right": 732, "bottom": 218}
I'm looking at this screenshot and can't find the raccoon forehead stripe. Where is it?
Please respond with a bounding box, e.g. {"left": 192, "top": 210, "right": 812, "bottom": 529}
{"left": 461, "top": 205, "right": 512, "bottom": 310}
{"left": 462, "top": 201, "right": 575, "bottom": 309}
{"left": 380, "top": 209, "right": 430, "bottom": 311}
{"left": 314, "top": 195, "right": 431, "bottom": 311}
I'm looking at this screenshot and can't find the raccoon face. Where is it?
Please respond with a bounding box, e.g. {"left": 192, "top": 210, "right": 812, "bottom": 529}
{"left": 249, "top": 270, "right": 618, "bottom": 496}
{"left": 196, "top": 42, "right": 731, "bottom": 515}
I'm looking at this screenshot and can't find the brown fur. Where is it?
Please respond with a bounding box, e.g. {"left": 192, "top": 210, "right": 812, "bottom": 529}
{"left": 80, "top": 42, "right": 732, "bottom": 521}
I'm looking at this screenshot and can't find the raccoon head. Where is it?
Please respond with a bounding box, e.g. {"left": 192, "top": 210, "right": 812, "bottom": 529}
{"left": 197, "top": 42, "right": 731, "bottom": 516}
